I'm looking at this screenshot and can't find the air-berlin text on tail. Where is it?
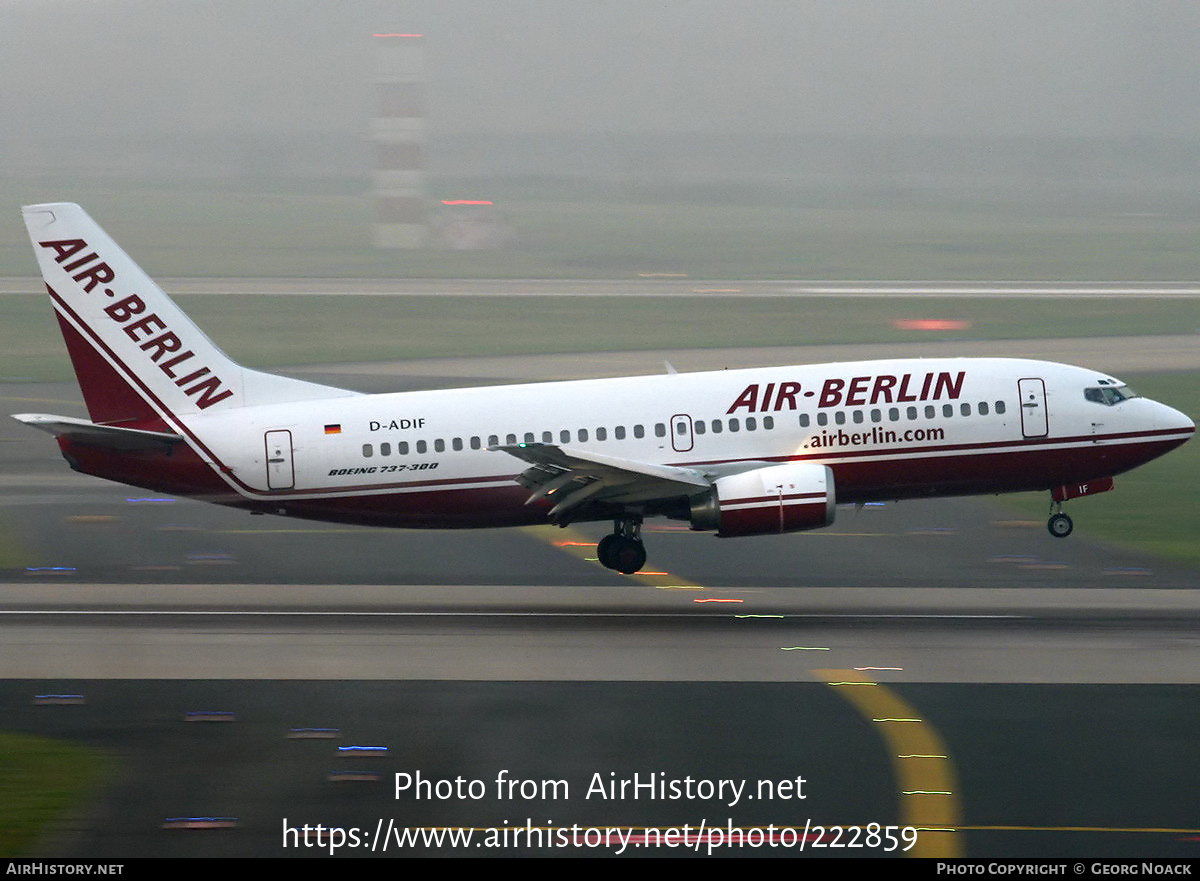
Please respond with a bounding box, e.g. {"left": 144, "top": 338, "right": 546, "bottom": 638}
{"left": 727, "top": 371, "right": 966, "bottom": 414}
{"left": 40, "top": 238, "right": 234, "bottom": 410}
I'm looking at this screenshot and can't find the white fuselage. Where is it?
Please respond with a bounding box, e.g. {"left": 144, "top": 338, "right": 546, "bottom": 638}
{"left": 175, "top": 356, "right": 1191, "bottom": 528}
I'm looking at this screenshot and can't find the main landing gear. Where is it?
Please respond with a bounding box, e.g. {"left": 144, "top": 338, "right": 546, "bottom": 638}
{"left": 597, "top": 516, "right": 647, "bottom": 574}
{"left": 1047, "top": 500, "right": 1073, "bottom": 538}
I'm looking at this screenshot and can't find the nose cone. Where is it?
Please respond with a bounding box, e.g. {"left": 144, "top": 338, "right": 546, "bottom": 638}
{"left": 1154, "top": 400, "right": 1195, "bottom": 447}
{"left": 1162, "top": 402, "right": 1195, "bottom": 434}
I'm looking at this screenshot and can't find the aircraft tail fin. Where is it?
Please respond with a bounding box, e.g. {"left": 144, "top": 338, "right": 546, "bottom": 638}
{"left": 21, "top": 203, "right": 356, "bottom": 430}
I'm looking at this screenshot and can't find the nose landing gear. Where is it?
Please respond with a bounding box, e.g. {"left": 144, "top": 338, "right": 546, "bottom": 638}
{"left": 596, "top": 516, "right": 647, "bottom": 574}
{"left": 1047, "top": 501, "right": 1073, "bottom": 538}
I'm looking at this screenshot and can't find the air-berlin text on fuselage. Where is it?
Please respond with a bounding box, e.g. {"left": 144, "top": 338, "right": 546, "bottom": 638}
{"left": 726, "top": 372, "right": 966, "bottom": 415}
{"left": 39, "top": 238, "right": 234, "bottom": 410}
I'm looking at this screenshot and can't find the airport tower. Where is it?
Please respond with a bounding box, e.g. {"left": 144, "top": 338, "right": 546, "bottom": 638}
{"left": 372, "top": 33, "right": 427, "bottom": 249}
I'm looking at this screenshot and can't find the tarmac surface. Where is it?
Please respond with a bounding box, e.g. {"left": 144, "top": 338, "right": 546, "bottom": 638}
{"left": 1, "top": 335, "right": 1197, "bottom": 859}
{"left": 6, "top": 277, "right": 1200, "bottom": 298}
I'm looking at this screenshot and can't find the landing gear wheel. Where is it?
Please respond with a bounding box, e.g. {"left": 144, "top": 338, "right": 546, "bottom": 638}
{"left": 1048, "top": 512, "right": 1073, "bottom": 538}
{"left": 596, "top": 534, "right": 622, "bottom": 570}
{"left": 598, "top": 535, "right": 646, "bottom": 574}
{"left": 609, "top": 536, "right": 647, "bottom": 574}
{"left": 598, "top": 516, "right": 647, "bottom": 574}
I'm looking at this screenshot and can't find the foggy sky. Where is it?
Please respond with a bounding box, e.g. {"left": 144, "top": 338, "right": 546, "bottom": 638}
{"left": 3, "top": 0, "right": 1200, "bottom": 143}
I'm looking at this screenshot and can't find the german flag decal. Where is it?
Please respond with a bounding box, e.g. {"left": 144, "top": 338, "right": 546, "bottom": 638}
{"left": 324, "top": 424, "right": 341, "bottom": 435}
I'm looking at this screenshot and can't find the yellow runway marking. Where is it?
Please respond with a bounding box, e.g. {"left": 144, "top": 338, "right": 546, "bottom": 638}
{"left": 960, "top": 825, "right": 1200, "bottom": 835}
{"left": 524, "top": 524, "right": 963, "bottom": 858}
{"left": 817, "top": 668, "right": 961, "bottom": 858}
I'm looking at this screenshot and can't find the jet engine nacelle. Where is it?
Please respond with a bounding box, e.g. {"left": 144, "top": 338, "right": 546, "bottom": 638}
{"left": 689, "top": 463, "right": 836, "bottom": 537}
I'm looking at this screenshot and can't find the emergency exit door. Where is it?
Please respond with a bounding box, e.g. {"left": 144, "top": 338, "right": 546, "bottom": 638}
{"left": 265, "top": 430, "right": 295, "bottom": 490}
{"left": 670, "top": 414, "right": 694, "bottom": 452}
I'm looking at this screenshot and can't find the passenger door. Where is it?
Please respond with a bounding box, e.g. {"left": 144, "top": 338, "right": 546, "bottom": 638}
{"left": 1017, "top": 378, "right": 1048, "bottom": 438}
{"left": 264, "top": 429, "right": 295, "bottom": 490}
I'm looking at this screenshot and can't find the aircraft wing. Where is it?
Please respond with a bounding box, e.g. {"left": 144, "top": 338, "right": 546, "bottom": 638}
{"left": 12, "top": 413, "right": 184, "bottom": 451}
{"left": 491, "top": 442, "right": 710, "bottom": 520}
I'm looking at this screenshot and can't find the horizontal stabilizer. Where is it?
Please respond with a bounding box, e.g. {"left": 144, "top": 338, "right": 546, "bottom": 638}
{"left": 12, "top": 413, "right": 184, "bottom": 451}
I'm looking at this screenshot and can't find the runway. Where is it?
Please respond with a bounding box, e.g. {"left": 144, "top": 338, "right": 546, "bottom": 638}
{"left": 2, "top": 586, "right": 1199, "bottom": 684}
{"left": 6, "top": 277, "right": 1200, "bottom": 298}
{"left": 1, "top": 337, "right": 1197, "bottom": 858}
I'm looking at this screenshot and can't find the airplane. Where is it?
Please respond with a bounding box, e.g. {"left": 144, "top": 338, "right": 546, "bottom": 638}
{"left": 12, "top": 202, "right": 1195, "bottom": 574}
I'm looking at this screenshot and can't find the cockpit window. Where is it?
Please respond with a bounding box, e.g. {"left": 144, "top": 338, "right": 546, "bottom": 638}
{"left": 1084, "top": 385, "right": 1139, "bottom": 406}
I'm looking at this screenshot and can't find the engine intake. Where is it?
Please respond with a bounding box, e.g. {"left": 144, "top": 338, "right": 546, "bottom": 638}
{"left": 690, "top": 463, "right": 836, "bottom": 537}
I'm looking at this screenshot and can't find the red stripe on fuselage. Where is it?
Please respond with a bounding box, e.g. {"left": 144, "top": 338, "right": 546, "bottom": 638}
{"left": 58, "top": 437, "right": 237, "bottom": 501}
{"left": 58, "top": 434, "right": 1188, "bottom": 530}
